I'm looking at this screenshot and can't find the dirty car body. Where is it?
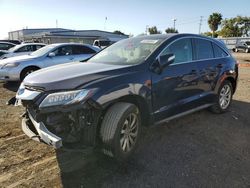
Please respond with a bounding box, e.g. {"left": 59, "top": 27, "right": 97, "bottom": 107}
{"left": 15, "top": 34, "right": 238, "bottom": 158}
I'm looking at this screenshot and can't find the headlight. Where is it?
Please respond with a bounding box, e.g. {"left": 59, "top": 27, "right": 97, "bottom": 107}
{"left": 1, "top": 62, "right": 20, "bottom": 69}
{"left": 39, "top": 89, "right": 95, "bottom": 108}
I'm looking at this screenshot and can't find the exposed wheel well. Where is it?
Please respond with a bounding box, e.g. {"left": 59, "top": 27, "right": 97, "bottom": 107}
{"left": 225, "top": 77, "right": 237, "bottom": 94}
{"left": 20, "top": 66, "right": 40, "bottom": 80}
{"left": 102, "top": 95, "right": 152, "bottom": 127}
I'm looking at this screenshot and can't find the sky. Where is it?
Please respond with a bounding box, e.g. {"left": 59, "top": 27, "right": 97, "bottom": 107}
{"left": 0, "top": 0, "right": 249, "bottom": 39}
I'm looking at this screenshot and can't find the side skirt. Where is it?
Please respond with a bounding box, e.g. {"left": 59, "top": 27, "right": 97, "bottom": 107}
{"left": 155, "top": 103, "right": 214, "bottom": 125}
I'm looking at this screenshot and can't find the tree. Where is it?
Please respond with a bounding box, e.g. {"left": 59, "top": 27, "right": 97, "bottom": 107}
{"left": 148, "top": 26, "right": 161, "bottom": 34}
{"left": 219, "top": 18, "right": 241, "bottom": 37}
{"left": 208, "top": 13, "right": 223, "bottom": 37}
{"left": 202, "top": 31, "right": 218, "bottom": 38}
{"left": 113, "top": 30, "right": 125, "bottom": 35}
{"left": 165, "top": 27, "right": 178, "bottom": 33}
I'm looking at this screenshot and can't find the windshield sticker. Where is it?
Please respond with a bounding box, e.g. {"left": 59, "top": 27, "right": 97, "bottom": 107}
{"left": 140, "top": 40, "right": 159, "bottom": 44}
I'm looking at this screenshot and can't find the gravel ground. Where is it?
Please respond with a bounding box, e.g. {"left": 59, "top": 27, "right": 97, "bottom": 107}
{"left": 0, "top": 53, "right": 249, "bottom": 188}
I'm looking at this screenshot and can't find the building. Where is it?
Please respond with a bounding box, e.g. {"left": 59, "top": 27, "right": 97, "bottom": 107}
{"left": 8, "top": 28, "right": 129, "bottom": 45}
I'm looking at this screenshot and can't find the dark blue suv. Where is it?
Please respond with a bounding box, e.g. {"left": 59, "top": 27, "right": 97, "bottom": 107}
{"left": 15, "top": 34, "right": 238, "bottom": 160}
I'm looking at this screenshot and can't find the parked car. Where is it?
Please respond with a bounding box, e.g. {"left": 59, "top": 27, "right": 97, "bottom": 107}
{"left": 13, "top": 34, "right": 238, "bottom": 161}
{"left": 0, "top": 43, "right": 46, "bottom": 59}
{"left": 0, "top": 40, "right": 21, "bottom": 45}
{"left": 0, "top": 43, "right": 100, "bottom": 81}
{"left": 234, "top": 41, "right": 250, "bottom": 53}
{"left": 93, "top": 39, "right": 114, "bottom": 49}
{"left": 0, "top": 42, "right": 16, "bottom": 51}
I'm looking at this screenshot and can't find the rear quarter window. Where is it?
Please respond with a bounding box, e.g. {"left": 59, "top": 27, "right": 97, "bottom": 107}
{"left": 212, "top": 43, "right": 228, "bottom": 58}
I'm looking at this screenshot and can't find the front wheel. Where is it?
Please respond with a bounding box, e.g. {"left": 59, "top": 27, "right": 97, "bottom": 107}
{"left": 245, "top": 48, "right": 249, "bottom": 53}
{"left": 100, "top": 102, "right": 141, "bottom": 161}
{"left": 209, "top": 80, "right": 233, "bottom": 113}
{"left": 20, "top": 67, "right": 39, "bottom": 81}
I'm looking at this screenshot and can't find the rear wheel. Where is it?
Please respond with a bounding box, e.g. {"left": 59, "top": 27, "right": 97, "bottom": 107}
{"left": 100, "top": 102, "right": 141, "bottom": 161}
{"left": 20, "top": 67, "right": 39, "bottom": 81}
{"left": 210, "top": 80, "right": 233, "bottom": 113}
{"left": 245, "top": 48, "right": 249, "bottom": 53}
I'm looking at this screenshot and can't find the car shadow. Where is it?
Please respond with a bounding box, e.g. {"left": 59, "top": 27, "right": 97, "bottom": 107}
{"left": 55, "top": 99, "right": 250, "bottom": 187}
{"left": 2, "top": 81, "right": 20, "bottom": 92}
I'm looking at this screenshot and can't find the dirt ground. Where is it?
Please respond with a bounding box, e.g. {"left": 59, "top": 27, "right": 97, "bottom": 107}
{"left": 0, "top": 53, "right": 250, "bottom": 188}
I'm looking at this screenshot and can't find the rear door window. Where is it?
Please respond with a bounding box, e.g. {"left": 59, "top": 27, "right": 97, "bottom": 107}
{"left": 15, "top": 45, "right": 33, "bottom": 52}
{"left": 34, "top": 45, "right": 44, "bottom": 51}
{"left": 194, "top": 39, "right": 213, "bottom": 60}
{"left": 212, "top": 43, "right": 228, "bottom": 58}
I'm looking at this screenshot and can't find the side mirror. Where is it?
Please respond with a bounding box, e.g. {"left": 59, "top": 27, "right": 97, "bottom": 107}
{"left": 159, "top": 53, "right": 175, "bottom": 69}
{"left": 151, "top": 53, "right": 175, "bottom": 74}
{"left": 48, "top": 52, "right": 55, "bottom": 57}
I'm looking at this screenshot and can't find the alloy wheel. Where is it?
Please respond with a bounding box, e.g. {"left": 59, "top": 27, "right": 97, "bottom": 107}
{"left": 120, "top": 112, "right": 138, "bottom": 152}
{"left": 219, "top": 84, "right": 232, "bottom": 109}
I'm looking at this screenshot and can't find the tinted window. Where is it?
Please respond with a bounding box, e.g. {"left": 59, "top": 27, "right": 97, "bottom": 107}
{"left": 53, "top": 46, "right": 73, "bottom": 56}
{"left": 212, "top": 43, "right": 228, "bottom": 58}
{"left": 34, "top": 45, "right": 44, "bottom": 50}
{"left": 72, "top": 45, "right": 96, "bottom": 54}
{"left": 195, "top": 39, "right": 213, "bottom": 60}
{"left": 15, "top": 45, "right": 33, "bottom": 52}
{"left": 161, "top": 38, "right": 193, "bottom": 64}
{"left": 0, "top": 43, "right": 13, "bottom": 50}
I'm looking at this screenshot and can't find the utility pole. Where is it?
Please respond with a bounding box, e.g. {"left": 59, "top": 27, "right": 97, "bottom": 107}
{"left": 145, "top": 25, "right": 149, "bottom": 35}
{"left": 104, "top": 17, "right": 107, "bottom": 30}
{"left": 199, "top": 16, "right": 203, "bottom": 34}
{"left": 172, "top": 18, "right": 177, "bottom": 30}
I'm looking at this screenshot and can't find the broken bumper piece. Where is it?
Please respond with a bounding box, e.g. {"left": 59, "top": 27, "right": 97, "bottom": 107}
{"left": 22, "top": 111, "right": 62, "bottom": 149}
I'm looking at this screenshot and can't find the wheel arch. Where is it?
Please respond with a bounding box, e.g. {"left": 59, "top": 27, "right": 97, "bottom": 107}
{"left": 20, "top": 65, "right": 41, "bottom": 80}
{"left": 101, "top": 94, "right": 152, "bottom": 127}
{"left": 225, "top": 76, "right": 237, "bottom": 94}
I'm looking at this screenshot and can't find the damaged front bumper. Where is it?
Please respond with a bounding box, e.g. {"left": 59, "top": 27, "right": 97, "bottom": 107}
{"left": 22, "top": 110, "right": 62, "bottom": 149}
{"left": 14, "top": 84, "right": 102, "bottom": 149}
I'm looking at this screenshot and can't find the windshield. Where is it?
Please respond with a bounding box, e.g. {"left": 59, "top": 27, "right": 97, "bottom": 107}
{"left": 30, "top": 45, "right": 55, "bottom": 56}
{"left": 89, "top": 37, "right": 163, "bottom": 65}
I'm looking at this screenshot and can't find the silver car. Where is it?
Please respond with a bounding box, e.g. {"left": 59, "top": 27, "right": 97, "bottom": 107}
{"left": 1, "top": 43, "right": 46, "bottom": 59}
{"left": 0, "top": 43, "right": 100, "bottom": 81}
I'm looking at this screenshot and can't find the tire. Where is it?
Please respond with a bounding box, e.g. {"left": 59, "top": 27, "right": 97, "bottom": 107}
{"left": 245, "top": 48, "right": 249, "bottom": 53}
{"left": 209, "top": 80, "right": 233, "bottom": 114}
{"left": 235, "top": 48, "right": 238, "bottom": 52}
{"left": 100, "top": 102, "right": 141, "bottom": 161}
{"left": 20, "top": 67, "right": 39, "bottom": 81}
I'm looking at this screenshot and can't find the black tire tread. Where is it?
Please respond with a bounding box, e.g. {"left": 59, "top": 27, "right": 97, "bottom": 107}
{"left": 100, "top": 102, "right": 136, "bottom": 157}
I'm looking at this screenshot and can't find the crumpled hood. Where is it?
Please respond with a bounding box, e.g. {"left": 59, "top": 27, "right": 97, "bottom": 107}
{"left": 0, "top": 54, "right": 38, "bottom": 67}
{"left": 23, "top": 62, "right": 131, "bottom": 91}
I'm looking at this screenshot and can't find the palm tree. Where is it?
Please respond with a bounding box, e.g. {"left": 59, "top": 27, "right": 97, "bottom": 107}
{"left": 208, "top": 13, "right": 223, "bottom": 37}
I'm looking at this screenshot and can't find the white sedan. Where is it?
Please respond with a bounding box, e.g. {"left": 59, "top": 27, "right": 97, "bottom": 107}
{"left": 0, "top": 43, "right": 100, "bottom": 81}
{"left": 0, "top": 43, "right": 46, "bottom": 59}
